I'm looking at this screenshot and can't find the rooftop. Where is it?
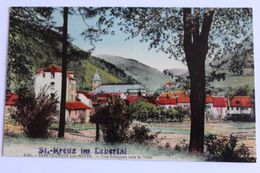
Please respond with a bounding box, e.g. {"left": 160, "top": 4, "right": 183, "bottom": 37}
{"left": 229, "top": 96, "right": 252, "bottom": 107}
{"left": 5, "top": 92, "right": 18, "bottom": 106}
{"left": 212, "top": 97, "right": 227, "bottom": 107}
{"left": 66, "top": 101, "right": 91, "bottom": 110}
{"left": 94, "top": 84, "right": 145, "bottom": 93}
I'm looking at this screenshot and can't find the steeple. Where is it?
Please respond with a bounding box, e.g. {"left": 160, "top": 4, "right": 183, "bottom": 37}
{"left": 93, "top": 69, "right": 101, "bottom": 81}
{"left": 92, "top": 69, "right": 101, "bottom": 91}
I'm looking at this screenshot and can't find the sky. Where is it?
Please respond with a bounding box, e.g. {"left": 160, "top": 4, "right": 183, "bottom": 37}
{"left": 53, "top": 9, "right": 187, "bottom": 72}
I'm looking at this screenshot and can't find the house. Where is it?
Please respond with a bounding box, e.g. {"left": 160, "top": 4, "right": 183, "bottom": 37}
{"left": 205, "top": 96, "right": 213, "bottom": 111}
{"left": 227, "top": 96, "right": 253, "bottom": 121}
{"left": 176, "top": 92, "right": 190, "bottom": 109}
{"left": 4, "top": 92, "right": 18, "bottom": 120}
{"left": 126, "top": 95, "right": 140, "bottom": 104}
{"left": 33, "top": 64, "right": 76, "bottom": 103}
{"left": 126, "top": 95, "right": 157, "bottom": 106}
{"left": 157, "top": 94, "right": 177, "bottom": 109}
{"left": 76, "top": 92, "right": 93, "bottom": 108}
{"left": 211, "top": 96, "right": 228, "bottom": 120}
{"left": 66, "top": 101, "right": 93, "bottom": 123}
{"left": 34, "top": 65, "right": 96, "bottom": 123}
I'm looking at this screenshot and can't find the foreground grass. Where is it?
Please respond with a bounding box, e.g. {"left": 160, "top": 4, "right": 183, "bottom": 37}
{"left": 3, "top": 135, "right": 205, "bottom": 161}
{"left": 50, "top": 122, "right": 96, "bottom": 132}
{"left": 147, "top": 121, "right": 255, "bottom": 136}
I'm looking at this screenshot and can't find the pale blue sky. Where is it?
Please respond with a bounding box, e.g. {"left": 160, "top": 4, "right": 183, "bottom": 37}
{"left": 53, "top": 9, "right": 186, "bottom": 71}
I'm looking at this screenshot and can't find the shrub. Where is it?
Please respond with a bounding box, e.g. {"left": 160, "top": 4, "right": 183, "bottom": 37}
{"left": 175, "top": 139, "right": 189, "bottom": 152}
{"left": 132, "top": 99, "right": 159, "bottom": 122}
{"left": 90, "top": 97, "right": 133, "bottom": 143}
{"left": 175, "top": 106, "right": 189, "bottom": 122}
{"left": 165, "top": 108, "right": 177, "bottom": 122}
{"left": 13, "top": 87, "right": 58, "bottom": 138}
{"left": 128, "top": 125, "right": 157, "bottom": 145}
{"left": 205, "top": 134, "right": 256, "bottom": 162}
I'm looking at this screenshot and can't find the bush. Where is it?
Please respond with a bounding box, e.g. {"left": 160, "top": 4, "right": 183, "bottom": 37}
{"left": 13, "top": 87, "right": 58, "bottom": 138}
{"left": 128, "top": 125, "right": 157, "bottom": 145}
{"left": 175, "top": 107, "right": 189, "bottom": 122}
{"left": 175, "top": 139, "right": 189, "bottom": 152}
{"left": 205, "top": 134, "right": 256, "bottom": 162}
{"left": 90, "top": 97, "right": 133, "bottom": 143}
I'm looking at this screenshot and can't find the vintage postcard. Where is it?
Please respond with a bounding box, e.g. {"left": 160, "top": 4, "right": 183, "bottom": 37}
{"left": 2, "top": 7, "right": 256, "bottom": 162}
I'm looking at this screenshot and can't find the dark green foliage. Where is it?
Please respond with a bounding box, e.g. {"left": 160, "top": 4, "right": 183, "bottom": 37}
{"left": 175, "top": 107, "right": 189, "bottom": 122}
{"left": 90, "top": 97, "right": 133, "bottom": 143}
{"left": 7, "top": 7, "right": 58, "bottom": 91}
{"left": 13, "top": 87, "right": 59, "bottom": 138}
{"left": 128, "top": 125, "right": 156, "bottom": 145}
{"left": 205, "top": 134, "right": 256, "bottom": 162}
{"left": 226, "top": 85, "right": 252, "bottom": 97}
{"left": 132, "top": 99, "right": 160, "bottom": 122}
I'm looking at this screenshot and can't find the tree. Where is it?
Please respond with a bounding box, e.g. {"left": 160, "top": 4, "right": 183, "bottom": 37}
{"left": 13, "top": 86, "right": 58, "bottom": 138}
{"left": 57, "top": 7, "right": 114, "bottom": 137}
{"left": 58, "top": 7, "right": 69, "bottom": 138}
{"left": 90, "top": 97, "right": 133, "bottom": 143}
{"left": 7, "top": 7, "right": 56, "bottom": 91}
{"left": 101, "top": 8, "right": 252, "bottom": 153}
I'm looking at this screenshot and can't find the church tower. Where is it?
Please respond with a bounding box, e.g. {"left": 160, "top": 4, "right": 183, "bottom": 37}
{"left": 92, "top": 69, "right": 101, "bottom": 91}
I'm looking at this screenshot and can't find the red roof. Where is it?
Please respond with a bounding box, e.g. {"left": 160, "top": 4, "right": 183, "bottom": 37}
{"left": 36, "top": 65, "right": 75, "bottom": 80}
{"left": 205, "top": 96, "right": 213, "bottom": 104}
{"left": 212, "top": 97, "right": 227, "bottom": 107}
{"left": 77, "top": 91, "right": 96, "bottom": 99}
{"left": 158, "top": 97, "right": 177, "bottom": 105}
{"left": 66, "top": 101, "right": 91, "bottom": 110}
{"left": 37, "top": 65, "right": 62, "bottom": 73}
{"left": 174, "top": 91, "right": 186, "bottom": 97}
{"left": 178, "top": 93, "right": 190, "bottom": 103}
{"left": 229, "top": 96, "right": 252, "bottom": 107}
{"left": 127, "top": 95, "right": 140, "bottom": 104}
{"left": 109, "top": 92, "right": 123, "bottom": 97}
{"left": 5, "top": 92, "right": 18, "bottom": 106}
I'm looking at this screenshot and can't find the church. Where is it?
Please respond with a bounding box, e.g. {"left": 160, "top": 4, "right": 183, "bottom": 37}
{"left": 91, "top": 69, "right": 146, "bottom": 96}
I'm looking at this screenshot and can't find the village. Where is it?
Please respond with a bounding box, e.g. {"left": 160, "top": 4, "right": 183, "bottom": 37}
{"left": 5, "top": 64, "right": 254, "bottom": 124}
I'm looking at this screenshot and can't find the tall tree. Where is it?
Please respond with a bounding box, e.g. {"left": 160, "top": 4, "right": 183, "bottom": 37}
{"left": 58, "top": 7, "right": 69, "bottom": 138}
{"left": 101, "top": 8, "right": 253, "bottom": 153}
{"left": 7, "top": 7, "right": 55, "bottom": 91}
{"left": 57, "top": 7, "right": 114, "bottom": 137}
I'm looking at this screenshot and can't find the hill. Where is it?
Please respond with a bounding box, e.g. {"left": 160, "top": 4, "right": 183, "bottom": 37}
{"left": 7, "top": 17, "right": 138, "bottom": 91}
{"left": 97, "top": 54, "right": 173, "bottom": 91}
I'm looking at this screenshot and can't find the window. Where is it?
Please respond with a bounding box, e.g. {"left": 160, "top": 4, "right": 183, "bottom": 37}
{"left": 50, "top": 82, "right": 55, "bottom": 90}
{"left": 43, "top": 73, "right": 45, "bottom": 78}
{"left": 50, "top": 93, "right": 55, "bottom": 100}
{"left": 51, "top": 72, "right": 55, "bottom": 79}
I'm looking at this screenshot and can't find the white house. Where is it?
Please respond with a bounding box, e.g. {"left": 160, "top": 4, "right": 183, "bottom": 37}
{"left": 33, "top": 65, "right": 95, "bottom": 123}
{"left": 210, "top": 96, "right": 228, "bottom": 120}
{"left": 157, "top": 94, "right": 177, "bottom": 109}
{"left": 176, "top": 92, "right": 190, "bottom": 109}
{"left": 33, "top": 64, "right": 76, "bottom": 103}
{"left": 227, "top": 96, "right": 253, "bottom": 120}
{"left": 76, "top": 92, "right": 93, "bottom": 108}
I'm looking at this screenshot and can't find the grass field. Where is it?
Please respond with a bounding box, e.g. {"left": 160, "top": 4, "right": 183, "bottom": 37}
{"left": 3, "top": 121, "right": 256, "bottom": 160}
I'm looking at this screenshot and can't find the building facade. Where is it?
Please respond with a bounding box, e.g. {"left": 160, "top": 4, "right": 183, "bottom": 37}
{"left": 33, "top": 65, "right": 76, "bottom": 103}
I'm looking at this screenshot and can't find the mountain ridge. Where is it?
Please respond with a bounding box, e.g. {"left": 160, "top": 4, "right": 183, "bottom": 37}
{"left": 96, "top": 54, "right": 173, "bottom": 91}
